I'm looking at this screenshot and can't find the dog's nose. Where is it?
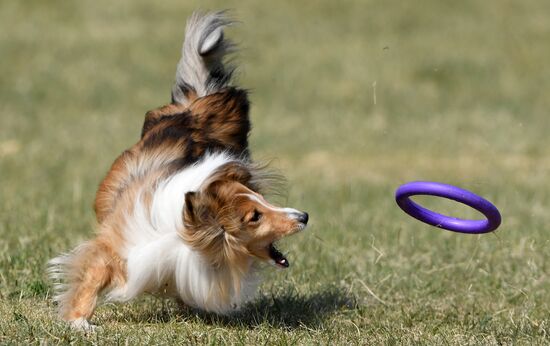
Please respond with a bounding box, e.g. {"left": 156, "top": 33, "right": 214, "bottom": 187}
{"left": 298, "top": 212, "right": 309, "bottom": 224}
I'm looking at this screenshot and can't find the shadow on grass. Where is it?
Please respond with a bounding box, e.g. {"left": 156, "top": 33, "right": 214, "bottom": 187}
{"left": 118, "top": 286, "right": 357, "bottom": 330}
{"left": 201, "top": 288, "right": 357, "bottom": 329}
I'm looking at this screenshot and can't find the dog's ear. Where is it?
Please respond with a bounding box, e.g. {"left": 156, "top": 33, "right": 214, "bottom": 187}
{"left": 204, "top": 163, "right": 253, "bottom": 195}
{"left": 184, "top": 191, "right": 199, "bottom": 224}
{"left": 181, "top": 190, "right": 227, "bottom": 267}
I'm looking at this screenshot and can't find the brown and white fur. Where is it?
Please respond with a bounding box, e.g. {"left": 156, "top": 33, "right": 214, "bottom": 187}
{"left": 48, "top": 11, "right": 308, "bottom": 330}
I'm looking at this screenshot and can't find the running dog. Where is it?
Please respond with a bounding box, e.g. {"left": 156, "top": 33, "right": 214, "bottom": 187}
{"left": 48, "top": 11, "right": 308, "bottom": 330}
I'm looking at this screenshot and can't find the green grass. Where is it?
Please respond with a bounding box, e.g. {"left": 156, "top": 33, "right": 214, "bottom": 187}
{"left": 1, "top": 0, "right": 549, "bottom": 344}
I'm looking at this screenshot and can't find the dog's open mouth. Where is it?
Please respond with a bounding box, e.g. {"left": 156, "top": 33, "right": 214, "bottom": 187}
{"left": 268, "top": 243, "right": 289, "bottom": 268}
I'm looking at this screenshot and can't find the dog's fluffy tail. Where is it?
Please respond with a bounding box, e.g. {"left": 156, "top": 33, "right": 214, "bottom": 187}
{"left": 171, "top": 11, "right": 236, "bottom": 105}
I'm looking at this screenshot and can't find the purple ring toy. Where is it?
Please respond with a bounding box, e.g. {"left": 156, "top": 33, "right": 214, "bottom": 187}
{"left": 395, "top": 181, "right": 501, "bottom": 234}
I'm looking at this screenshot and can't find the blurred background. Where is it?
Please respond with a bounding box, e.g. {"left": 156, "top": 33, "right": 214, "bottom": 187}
{"left": 0, "top": 0, "right": 548, "bottom": 343}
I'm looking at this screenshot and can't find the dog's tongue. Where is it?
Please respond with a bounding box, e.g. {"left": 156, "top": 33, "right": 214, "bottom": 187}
{"left": 269, "top": 243, "right": 289, "bottom": 268}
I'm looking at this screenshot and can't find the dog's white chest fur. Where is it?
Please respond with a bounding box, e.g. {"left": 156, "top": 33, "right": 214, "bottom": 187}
{"left": 106, "top": 152, "right": 259, "bottom": 313}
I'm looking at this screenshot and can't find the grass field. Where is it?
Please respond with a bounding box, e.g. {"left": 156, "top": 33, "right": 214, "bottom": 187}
{"left": 1, "top": 0, "right": 549, "bottom": 344}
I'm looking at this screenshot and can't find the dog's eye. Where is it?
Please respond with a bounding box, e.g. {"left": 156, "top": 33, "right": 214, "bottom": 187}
{"left": 249, "top": 210, "right": 262, "bottom": 223}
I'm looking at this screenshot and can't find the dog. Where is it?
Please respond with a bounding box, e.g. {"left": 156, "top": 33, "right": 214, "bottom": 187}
{"left": 48, "top": 11, "right": 308, "bottom": 330}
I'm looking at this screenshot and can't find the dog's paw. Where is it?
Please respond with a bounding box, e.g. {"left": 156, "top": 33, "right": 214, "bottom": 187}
{"left": 70, "top": 318, "right": 98, "bottom": 333}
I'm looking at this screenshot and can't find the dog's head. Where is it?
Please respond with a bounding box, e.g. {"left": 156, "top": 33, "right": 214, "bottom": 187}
{"left": 181, "top": 162, "right": 308, "bottom": 269}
